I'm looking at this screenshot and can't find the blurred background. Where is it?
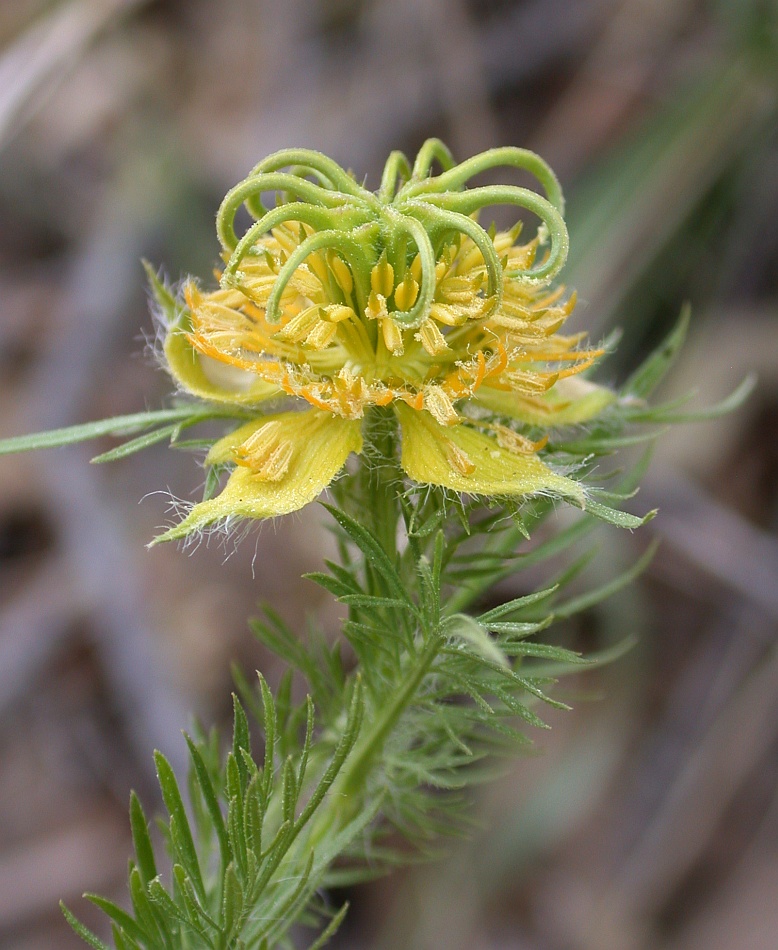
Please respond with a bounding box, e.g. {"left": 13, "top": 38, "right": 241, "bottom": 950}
{"left": 1, "top": 0, "right": 777, "bottom": 947}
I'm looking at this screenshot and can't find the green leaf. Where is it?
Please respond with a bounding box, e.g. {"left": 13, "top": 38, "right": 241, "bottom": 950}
{"left": 477, "top": 585, "right": 558, "bottom": 624}
{"left": 504, "top": 642, "right": 585, "bottom": 663}
{"left": 321, "top": 504, "right": 410, "bottom": 603}
{"left": 60, "top": 903, "right": 112, "bottom": 950}
{"left": 129, "top": 791, "right": 157, "bottom": 886}
{"left": 84, "top": 895, "right": 147, "bottom": 943}
{"left": 128, "top": 866, "right": 171, "bottom": 948}
{"left": 258, "top": 674, "right": 277, "bottom": 805}
{"left": 303, "top": 572, "right": 356, "bottom": 599}
{"left": 232, "top": 694, "right": 252, "bottom": 791}
{"left": 112, "top": 923, "right": 142, "bottom": 950}
{"left": 621, "top": 305, "right": 690, "bottom": 398}
{"left": 260, "top": 851, "right": 315, "bottom": 945}
{"left": 294, "top": 677, "right": 365, "bottom": 832}
{"left": 553, "top": 539, "right": 659, "bottom": 618}
{"left": 90, "top": 424, "right": 181, "bottom": 463}
{"left": 0, "top": 407, "right": 199, "bottom": 457}
{"left": 172, "top": 864, "right": 219, "bottom": 936}
{"left": 185, "top": 735, "right": 231, "bottom": 868}
{"left": 338, "top": 594, "right": 419, "bottom": 614}
{"left": 582, "top": 497, "right": 657, "bottom": 529}
{"left": 484, "top": 617, "right": 554, "bottom": 639}
{"left": 244, "top": 774, "right": 264, "bottom": 856}
{"left": 147, "top": 877, "right": 208, "bottom": 941}
{"left": 282, "top": 756, "right": 298, "bottom": 823}
{"left": 624, "top": 373, "right": 756, "bottom": 424}
{"left": 307, "top": 902, "right": 350, "bottom": 950}
{"left": 222, "top": 863, "right": 244, "bottom": 938}
{"left": 297, "top": 698, "right": 315, "bottom": 792}
{"left": 529, "top": 633, "right": 638, "bottom": 678}
{"left": 144, "top": 260, "right": 178, "bottom": 318}
{"left": 154, "top": 751, "right": 205, "bottom": 903}
{"left": 553, "top": 427, "right": 665, "bottom": 455}
{"left": 442, "top": 615, "right": 508, "bottom": 669}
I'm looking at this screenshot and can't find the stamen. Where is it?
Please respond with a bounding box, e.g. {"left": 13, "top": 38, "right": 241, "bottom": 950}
{"left": 424, "top": 385, "right": 459, "bottom": 426}
{"left": 393, "top": 273, "right": 419, "bottom": 310}
{"left": 328, "top": 253, "right": 354, "bottom": 295}
{"left": 382, "top": 318, "right": 405, "bottom": 354}
{"left": 417, "top": 320, "right": 450, "bottom": 356}
{"left": 490, "top": 424, "right": 545, "bottom": 455}
{"left": 306, "top": 251, "right": 330, "bottom": 286}
{"left": 322, "top": 304, "right": 357, "bottom": 323}
{"left": 234, "top": 421, "right": 294, "bottom": 481}
{"left": 429, "top": 303, "right": 468, "bottom": 327}
{"left": 443, "top": 438, "right": 475, "bottom": 475}
{"left": 305, "top": 320, "right": 339, "bottom": 350}
{"left": 274, "top": 305, "right": 320, "bottom": 343}
{"left": 365, "top": 291, "right": 388, "bottom": 322}
{"left": 371, "top": 254, "right": 395, "bottom": 298}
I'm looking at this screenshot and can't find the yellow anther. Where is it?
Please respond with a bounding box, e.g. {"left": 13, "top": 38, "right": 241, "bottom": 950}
{"left": 322, "top": 304, "right": 356, "bottom": 323}
{"left": 410, "top": 253, "right": 422, "bottom": 283}
{"left": 393, "top": 273, "right": 419, "bottom": 310}
{"left": 501, "top": 370, "right": 559, "bottom": 395}
{"left": 274, "top": 305, "right": 320, "bottom": 342}
{"left": 328, "top": 253, "right": 354, "bottom": 295}
{"left": 381, "top": 317, "right": 404, "bottom": 355}
{"left": 269, "top": 225, "right": 298, "bottom": 256}
{"left": 306, "top": 252, "right": 330, "bottom": 286}
{"left": 503, "top": 242, "right": 537, "bottom": 272}
{"left": 457, "top": 241, "right": 485, "bottom": 272}
{"left": 429, "top": 302, "right": 469, "bottom": 327}
{"left": 332, "top": 368, "right": 370, "bottom": 418}
{"left": 541, "top": 317, "right": 566, "bottom": 337}
{"left": 234, "top": 421, "right": 294, "bottom": 482}
{"left": 424, "top": 385, "right": 459, "bottom": 426}
{"left": 365, "top": 290, "right": 388, "bottom": 322}
{"left": 417, "top": 320, "right": 450, "bottom": 357}
{"left": 492, "top": 225, "right": 523, "bottom": 255}
{"left": 443, "top": 438, "right": 475, "bottom": 476}
{"left": 490, "top": 424, "right": 538, "bottom": 455}
{"left": 305, "top": 320, "right": 339, "bottom": 350}
{"left": 371, "top": 254, "right": 395, "bottom": 297}
{"left": 437, "top": 275, "right": 477, "bottom": 303}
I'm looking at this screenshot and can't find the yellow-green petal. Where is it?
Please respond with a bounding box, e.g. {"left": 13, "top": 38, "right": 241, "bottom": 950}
{"left": 146, "top": 264, "right": 278, "bottom": 406}
{"left": 164, "top": 324, "right": 279, "bottom": 406}
{"left": 396, "top": 404, "right": 583, "bottom": 503}
{"left": 152, "top": 410, "right": 363, "bottom": 543}
{"left": 474, "top": 377, "right": 615, "bottom": 426}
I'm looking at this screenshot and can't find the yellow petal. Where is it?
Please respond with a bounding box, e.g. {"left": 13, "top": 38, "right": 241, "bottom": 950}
{"left": 164, "top": 325, "right": 279, "bottom": 405}
{"left": 396, "top": 404, "right": 583, "bottom": 502}
{"left": 474, "top": 377, "right": 615, "bottom": 426}
{"left": 153, "top": 410, "right": 363, "bottom": 542}
{"left": 145, "top": 267, "right": 279, "bottom": 406}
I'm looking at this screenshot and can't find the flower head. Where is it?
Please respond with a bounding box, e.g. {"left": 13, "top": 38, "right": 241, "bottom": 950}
{"left": 152, "top": 140, "right": 613, "bottom": 541}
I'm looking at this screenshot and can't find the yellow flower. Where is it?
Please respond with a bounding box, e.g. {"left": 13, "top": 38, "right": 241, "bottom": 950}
{"left": 152, "top": 141, "right": 613, "bottom": 541}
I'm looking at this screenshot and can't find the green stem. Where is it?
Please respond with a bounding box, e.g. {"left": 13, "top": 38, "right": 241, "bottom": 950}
{"left": 362, "top": 406, "right": 401, "bottom": 560}
{"left": 336, "top": 632, "right": 442, "bottom": 801}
